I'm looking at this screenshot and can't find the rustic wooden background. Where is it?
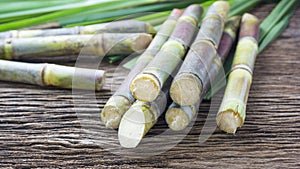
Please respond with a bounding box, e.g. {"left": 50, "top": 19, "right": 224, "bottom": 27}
{"left": 0, "top": 4, "right": 299, "bottom": 168}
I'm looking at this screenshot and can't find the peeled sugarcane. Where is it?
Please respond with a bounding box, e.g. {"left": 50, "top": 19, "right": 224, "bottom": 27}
{"left": 100, "top": 9, "right": 183, "bottom": 129}
{"left": 0, "top": 33, "right": 152, "bottom": 60}
{"left": 216, "top": 13, "right": 259, "bottom": 134}
{"left": 0, "top": 20, "right": 156, "bottom": 38}
{"left": 0, "top": 59, "right": 105, "bottom": 90}
{"left": 130, "top": 4, "right": 203, "bottom": 102}
{"left": 169, "top": 1, "right": 230, "bottom": 106}
{"left": 118, "top": 78, "right": 172, "bottom": 148}
{"left": 166, "top": 16, "right": 241, "bottom": 131}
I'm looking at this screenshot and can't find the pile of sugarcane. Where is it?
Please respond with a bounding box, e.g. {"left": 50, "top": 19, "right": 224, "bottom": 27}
{"left": 0, "top": 0, "right": 298, "bottom": 148}
{"left": 102, "top": 0, "right": 299, "bottom": 148}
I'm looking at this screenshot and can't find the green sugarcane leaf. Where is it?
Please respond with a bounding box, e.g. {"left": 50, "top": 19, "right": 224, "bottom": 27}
{"left": 0, "top": 0, "right": 83, "bottom": 14}
{"left": 229, "top": 0, "right": 261, "bottom": 17}
{"left": 0, "top": 0, "right": 157, "bottom": 31}
{"left": 0, "top": 0, "right": 104, "bottom": 20}
{"left": 259, "top": 15, "right": 289, "bottom": 53}
{"left": 259, "top": 0, "right": 297, "bottom": 43}
{"left": 60, "top": 0, "right": 207, "bottom": 26}
{"left": 105, "top": 55, "right": 128, "bottom": 64}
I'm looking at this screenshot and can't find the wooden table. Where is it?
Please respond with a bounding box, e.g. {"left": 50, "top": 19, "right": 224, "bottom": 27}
{"left": 0, "top": 4, "right": 299, "bottom": 168}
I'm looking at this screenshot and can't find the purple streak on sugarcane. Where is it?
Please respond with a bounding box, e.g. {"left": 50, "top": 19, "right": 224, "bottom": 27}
{"left": 169, "top": 1, "right": 230, "bottom": 106}
{"left": 166, "top": 16, "right": 241, "bottom": 131}
{"left": 216, "top": 13, "right": 259, "bottom": 134}
{"left": 0, "top": 59, "right": 105, "bottom": 90}
{"left": 0, "top": 20, "right": 156, "bottom": 38}
{"left": 0, "top": 33, "right": 152, "bottom": 60}
{"left": 130, "top": 4, "right": 203, "bottom": 103}
{"left": 101, "top": 9, "right": 183, "bottom": 129}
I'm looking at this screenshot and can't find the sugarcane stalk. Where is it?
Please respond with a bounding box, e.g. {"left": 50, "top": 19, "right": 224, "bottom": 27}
{"left": 0, "top": 59, "right": 105, "bottom": 90}
{"left": 216, "top": 13, "right": 259, "bottom": 134}
{"left": 169, "top": 1, "right": 230, "bottom": 106}
{"left": 130, "top": 4, "right": 203, "bottom": 102}
{"left": 166, "top": 16, "right": 241, "bottom": 131}
{"left": 0, "top": 33, "right": 152, "bottom": 60}
{"left": 100, "top": 9, "right": 183, "bottom": 129}
{"left": 118, "top": 78, "right": 171, "bottom": 148}
{"left": 0, "top": 20, "right": 156, "bottom": 38}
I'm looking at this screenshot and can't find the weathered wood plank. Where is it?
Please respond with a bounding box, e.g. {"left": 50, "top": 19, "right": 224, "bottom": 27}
{"left": 0, "top": 4, "right": 300, "bottom": 168}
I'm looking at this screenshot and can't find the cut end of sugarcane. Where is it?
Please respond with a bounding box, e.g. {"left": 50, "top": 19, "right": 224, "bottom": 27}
{"left": 216, "top": 110, "right": 243, "bottom": 134}
{"left": 145, "top": 22, "right": 157, "bottom": 34}
{"left": 118, "top": 105, "right": 147, "bottom": 148}
{"left": 130, "top": 73, "right": 160, "bottom": 102}
{"left": 95, "top": 70, "right": 106, "bottom": 91}
{"left": 240, "top": 13, "right": 260, "bottom": 41}
{"left": 165, "top": 107, "right": 190, "bottom": 131}
{"left": 131, "top": 33, "right": 153, "bottom": 53}
{"left": 101, "top": 95, "right": 131, "bottom": 129}
{"left": 101, "top": 105, "right": 121, "bottom": 129}
{"left": 207, "top": 1, "right": 230, "bottom": 20}
{"left": 170, "top": 73, "right": 202, "bottom": 106}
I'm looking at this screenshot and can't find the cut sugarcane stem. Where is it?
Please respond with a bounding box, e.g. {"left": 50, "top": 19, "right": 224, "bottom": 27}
{"left": 205, "top": 0, "right": 300, "bottom": 100}
{"left": 0, "top": 20, "right": 156, "bottom": 38}
{"left": 165, "top": 102, "right": 197, "bottom": 131}
{"left": 101, "top": 9, "right": 183, "bottom": 129}
{"left": 166, "top": 16, "right": 241, "bottom": 131}
{"left": 119, "top": 78, "right": 171, "bottom": 148}
{"left": 170, "top": 1, "right": 230, "bottom": 106}
{"left": 217, "top": 13, "right": 260, "bottom": 134}
{"left": 0, "top": 59, "right": 105, "bottom": 90}
{"left": 130, "top": 4, "right": 203, "bottom": 102}
{"left": 0, "top": 33, "right": 152, "bottom": 60}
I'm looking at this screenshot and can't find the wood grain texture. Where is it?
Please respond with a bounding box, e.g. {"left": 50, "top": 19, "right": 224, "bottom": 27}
{"left": 0, "top": 4, "right": 300, "bottom": 168}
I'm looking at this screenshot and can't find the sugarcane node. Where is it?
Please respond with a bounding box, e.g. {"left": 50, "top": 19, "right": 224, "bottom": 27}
{"left": 130, "top": 73, "right": 161, "bottom": 102}
{"left": 180, "top": 4, "right": 203, "bottom": 25}
{"left": 230, "top": 64, "right": 253, "bottom": 75}
{"left": 74, "top": 26, "right": 81, "bottom": 34}
{"left": 196, "top": 14, "right": 224, "bottom": 48}
{"left": 169, "top": 19, "right": 199, "bottom": 49}
{"left": 232, "top": 36, "right": 258, "bottom": 71}
{"left": 223, "top": 16, "right": 242, "bottom": 40}
{"left": 135, "top": 52, "right": 154, "bottom": 64}
{"left": 4, "top": 38, "right": 13, "bottom": 60}
{"left": 0, "top": 45, "right": 4, "bottom": 60}
{"left": 40, "top": 64, "right": 48, "bottom": 86}
{"left": 216, "top": 109, "right": 243, "bottom": 134}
